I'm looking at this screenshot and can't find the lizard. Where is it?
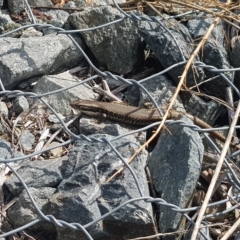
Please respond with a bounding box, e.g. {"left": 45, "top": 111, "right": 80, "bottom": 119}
{"left": 70, "top": 99, "right": 240, "bottom": 151}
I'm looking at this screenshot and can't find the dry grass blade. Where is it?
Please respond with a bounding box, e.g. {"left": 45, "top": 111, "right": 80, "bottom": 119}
{"left": 126, "top": 222, "right": 226, "bottom": 239}
{"left": 126, "top": 0, "right": 240, "bottom": 31}
{"left": 32, "top": 127, "right": 50, "bottom": 160}
{"left": 182, "top": 88, "right": 234, "bottom": 110}
{"left": 193, "top": 101, "right": 240, "bottom": 238}
{"left": 43, "top": 115, "right": 79, "bottom": 149}
{"left": 190, "top": 0, "right": 237, "bottom": 237}
{"left": 220, "top": 207, "right": 240, "bottom": 239}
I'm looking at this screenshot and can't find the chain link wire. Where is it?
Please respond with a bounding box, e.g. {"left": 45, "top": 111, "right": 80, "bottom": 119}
{"left": 0, "top": 0, "right": 240, "bottom": 239}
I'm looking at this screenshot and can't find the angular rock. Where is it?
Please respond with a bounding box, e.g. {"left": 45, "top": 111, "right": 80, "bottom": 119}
{"left": 0, "top": 138, "right": 27, "bottom": 184}
{"left": 138, "top": 74, "right": 222, "bottom": 124}
{"left": 188, "top": 14, "right": 225, "bottom": 44}
{"left": 139, "top": 15, "right": 205, "bottom": 88}
{"left": 19, "top": 130, "right": 35, "bottom": 151}
{"left": 48, "top": 112, "right": 66, "bottom": 124}
{"left": 68, "top": 6, "right": 144, "bottom": 74}
{"left": 179, "top": 91, "right": 223, "bottom": 125}
{"left": 124, "top": 84, "right": 140, "bottom": 106}
{"left": 45, "top": 189, "right": 103, "bottom": 240}
{"left": 0, "top": 101, "right": 8, "bottom": 116}
{"left": 0, "top": 35, "right": 84, "bottom": 89}
{"left": 183, "top": 224, "right": 212, "bottom": 240}
{"left": 41, "top": 9, "right": 70, "bottom": 35}
{"left": 234, "top": 231, "right": 240, "bottom": 240}
{"left": 5, "top": 133, "right": 156, "bottom": 239}
{"left": 0, "top": 138, "right": 26, "bottom": 163}
{"left": 12, "top": 96, "right": 29, "bottom": 115}
{"left": 5, "top": 131, "right": 155, "bottom": 240}
{"left": 5, "top": 156, "right": 65, "bottom": 195}
{"left": 79, "top": 115, "right": 146, "bottom": 144}
{"left": 8, "top": 0, "right": 53, "bottom": 13}
{"left": 7, "top": 187, "right": 56, "bottom": 234}
{"left": 138, "top": 74, "right": 184, "bottom": 112}
{"left": 92, "top": 0, "right": 126, "bottom": 6}
{"left": 230, "top": 36, "right": 240, "bottom": 91}
{"left": 203, "top": 38, "right": 231, "bottom": 90}
{"left": 54, "top": 134, "right": 156, "bottom": 240}
{"left": 0, "top": 10, "right": 22, "bottom": 37}
{"left": 0, "top": 122, "right": 7, "bottom": 135}
{"left": 148, "top": 116, "right": 204, "bottom": 240}
{"left": 188, "top": 15, "right": 234, "bottom": 98}
{"left": 65, "top": 0, "right": 126, "bottom": 8}
{"left": 65, "top": 0, "right": 85, "bottom": 8}
{"left": 20, "top": 27, "right": 43, "bottom": 38}
{"left": 33, "top": 71, "right": 99, "bottom": 116}
{"left": 48, "top": 141, "right": 63, "bottom": 158}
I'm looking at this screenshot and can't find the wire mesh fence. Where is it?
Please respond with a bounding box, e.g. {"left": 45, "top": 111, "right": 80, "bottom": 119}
{"left": 0, "top": 0, "right": 240, "bottom": 239}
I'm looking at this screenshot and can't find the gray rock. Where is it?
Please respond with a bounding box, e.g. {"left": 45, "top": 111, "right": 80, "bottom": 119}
{"left": 0, "top": 0, "right": 3, "bottom": 9}
{"left": 0, "top": 137, "right": 25, "bottom": 161}
{"left": 75, "top": 104, "right": 146, "bottom": 144}
{"left": 230, "top": 36, "right": 240, "bottom": 90}
{"left": 48, "top": 9, "right": 69, "bottom": 23}
{"left": 48, "top": 142, "right": 63, "bottom": 158}
{"left": 0, "top": 35, "right": 84, "bottom": 89}
{"left": 0, "top": 101, "right": 8, "bottom": 116}
{"left": 18, "top": 76, "right": 42, "bottom": 90}
{"left": 20, "top": 27, "right": 43, "bottom": 38}
{"left": 0, "top": 121, "right": 7, "bottom": 135}
{"left": 68, "top": 6, "right": 144, "bottom": 74}
{"left": 148, "top": 116, "right": 204, "bottom": 240}
{"left": 124, "top": 84, "right": 140, "bottom": 106}
{"left": 179, "top": 92, "right": 223, "bottom": 125}
{"left": 188, "top": 15, "right": 225, "bottom": 44}
{"left": 0, "top": 10, "right": 22, "bottom": 37}
{"left": 234, "top": 231, "right": 240, "bottom": 240}
{"left": 55, "top": 134, "right": 156, "bottom": 239}
{"left": 46, "top": 189, "right": 103, "bottom": 240}
{"left": 19, "top": 130, "right": 35, "bottom": 151}
{"left": 202, "top": 39, "right": 233, "bottom": 96}
{"left": 48, "top": 113, "right": 66, "bottom": 124}
{"left": 139, "top": 74, "right": 184, "bottom": 112}
{"left": 7, "top": 0, "right": 25, "bottom": 14}
{"left": 42, "top": 10, "right": 70, "bottom": 35}
{"left": 6, "top": 133, "right": 156, "bottom": 240}
{"left": 1, "top": 22, "right": 22, "bottom": 37}
{"left": 12, "top": 96, "right": 29, "bottom": 115}
{"left": 0, "top": 10, "right": 14, "bottom": 27}
{"left": 183, "top": 224, "right": 212, "bottom": 240}
{"left": 139, "top": 15, "right": 205, "bottom": 88}
{"left": 7, "top": 187, "right": 56, "bottom": 232}
{"left": 92, "top": 0, "right": 126, "bottom": 6}
{"left": 28, "top": 0, "right": 53, "bottom": 6}
{"left": 188, "top": 15, "right": 234, "bottom": 98}
{"left": 138, "top": 73, "right": 222, "bottom": 126}
{"left": 50, "top": 123, "right": 64, "bottom": 132}
{"left": 79, "top": 115, "right": 146, "bottom": 144}
{"left": 64, "top": 1, "right": 81, "bottom": 8}
{"left": 33, "top": 71, "right": 99, "bottom": 116}
{"left": 0, "top": 138, "right": 27, "bottom": 177}
{"left": 8, "top": 0, "right": 53, "bottom": 13}
{"left": 65, "top": 0, "right": 127, "bottom": 10}
{"left": 5, "top": 156, "right": 65, "bottom": 195}
{"left": 202, "top": 127, "right": 229, "bottom": 154}
{"left": 105, "top": 76, "right": 127, "bottom": 89}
